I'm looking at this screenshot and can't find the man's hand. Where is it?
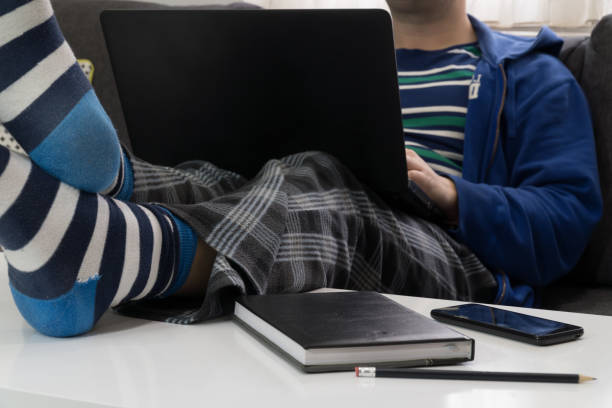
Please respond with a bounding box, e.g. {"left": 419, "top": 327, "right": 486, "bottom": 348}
{"left": 405, "top": 149, "right": 459, "bottom": 225}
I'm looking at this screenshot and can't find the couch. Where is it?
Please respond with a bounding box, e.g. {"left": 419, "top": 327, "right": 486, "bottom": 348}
{"left": 17, "top": 0, "right": 612, "bottom": 314}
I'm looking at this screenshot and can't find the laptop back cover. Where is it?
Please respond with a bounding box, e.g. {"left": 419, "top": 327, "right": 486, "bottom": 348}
{"left": 101, "top": 9, "right": 407, "bottom": 195}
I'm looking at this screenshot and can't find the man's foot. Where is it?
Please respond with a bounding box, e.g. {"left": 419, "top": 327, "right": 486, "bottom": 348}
{"left": 0, "top": 146, "right": 198, "bottom": 337}
{"left": 0, "top": 0, "right": 131, "bottom": 197}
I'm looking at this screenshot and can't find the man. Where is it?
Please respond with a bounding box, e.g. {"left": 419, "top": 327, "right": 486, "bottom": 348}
{"left": 389, "top": 0, "right": 602, "bottom": 304}
{"left": 0, "top": 0, "right": 601, "bottom": 337}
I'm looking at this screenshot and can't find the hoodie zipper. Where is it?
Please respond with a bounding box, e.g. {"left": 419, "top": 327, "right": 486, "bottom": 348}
{"left": 486, "top": 65, "right": 508, "bottom": 305}
{"left": 485, "top": 64, "right": 507, "bottom": 181}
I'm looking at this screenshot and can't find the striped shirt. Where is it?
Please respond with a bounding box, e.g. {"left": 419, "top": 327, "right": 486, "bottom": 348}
{"left": 396, "top": 43, "right": 482, "bottom": 178}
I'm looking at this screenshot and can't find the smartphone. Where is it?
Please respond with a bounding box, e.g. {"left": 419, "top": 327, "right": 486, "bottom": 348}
{"left": 430, "top": 303, "right": 584, "bottom": 346}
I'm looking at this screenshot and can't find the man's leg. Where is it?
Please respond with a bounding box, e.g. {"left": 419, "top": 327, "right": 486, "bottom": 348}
{"left": 0, "top": 146, "right": 201, "bottom": 337}
{"left": 0, "top": 0, "right": 131, "bottom": 197}
{"left": 262, "top": 152, "right": 498, "bottom": 301}
{"left": 0, "top": 1, "right": 217, "bottom": 333}
{"left": 173, "top": 240, "right": 216, "bottom": 297}
{"left": 142, "top": 152, "right": 498, "bottom": 316}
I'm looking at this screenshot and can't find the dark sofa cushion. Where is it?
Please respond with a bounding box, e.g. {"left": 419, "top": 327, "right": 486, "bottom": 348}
{"left": 559, "top": 15, "right": 612, "bottom": 285}
{"left": 51, "top": 0, "right": 260, "bottom": 151}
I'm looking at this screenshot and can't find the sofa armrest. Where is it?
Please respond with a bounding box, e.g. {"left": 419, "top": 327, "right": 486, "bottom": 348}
{"left": 558, "top": 15, "right": 612, "bottom": 285}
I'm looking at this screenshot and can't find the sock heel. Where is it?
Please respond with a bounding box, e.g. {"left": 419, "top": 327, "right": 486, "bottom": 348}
{"left": 9, "top": 278, "right": 99, "bottom": 337}
{"left": 0, "top": 1, "right": 124, "bottom": 194}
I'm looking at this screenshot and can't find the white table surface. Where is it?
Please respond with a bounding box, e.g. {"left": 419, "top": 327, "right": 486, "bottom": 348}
{"left": 0, "top": 254, "right": 610, "bottom": 408}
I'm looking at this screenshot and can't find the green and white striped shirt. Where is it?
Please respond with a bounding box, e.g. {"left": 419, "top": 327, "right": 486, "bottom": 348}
{"left": 396, "top": 43, "right": 482, "bottom": 178}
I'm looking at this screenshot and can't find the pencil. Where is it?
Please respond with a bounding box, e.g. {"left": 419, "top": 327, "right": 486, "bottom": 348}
{"left": 355, "top": 367, "right": 596, "bottom": 383}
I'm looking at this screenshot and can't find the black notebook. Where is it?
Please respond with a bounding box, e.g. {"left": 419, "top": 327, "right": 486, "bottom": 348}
{"left": 233, "top": 291, "right": 474, "bottom": 372}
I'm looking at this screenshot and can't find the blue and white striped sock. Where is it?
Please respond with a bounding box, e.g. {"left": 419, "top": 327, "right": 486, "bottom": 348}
{"left": 0, "top": 147, "right": 198, "bottom": 337}
{"left": 0, "top": 0, "right": 132, "bottom": 198}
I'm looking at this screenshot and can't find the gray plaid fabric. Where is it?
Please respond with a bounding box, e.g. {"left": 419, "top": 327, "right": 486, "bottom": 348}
{"left": 114, "top": 151, "right": 497, "bottom": 324}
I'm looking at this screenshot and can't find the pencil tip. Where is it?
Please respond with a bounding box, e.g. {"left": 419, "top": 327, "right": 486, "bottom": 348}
{"left": 579, "top": 375, "right": 596, "bottom": 383}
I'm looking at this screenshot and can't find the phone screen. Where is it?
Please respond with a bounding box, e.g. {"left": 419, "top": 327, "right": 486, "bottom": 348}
{"left": 437, "top": 304, "right": 570, "bottom": 336}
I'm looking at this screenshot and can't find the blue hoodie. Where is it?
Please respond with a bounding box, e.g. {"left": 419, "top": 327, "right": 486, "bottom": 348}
{"left": 448, "top": 16, "right": 603, "bottom": 306}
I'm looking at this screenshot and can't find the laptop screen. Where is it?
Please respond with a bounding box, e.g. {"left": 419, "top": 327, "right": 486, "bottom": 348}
{"left": 101, "top": 9, "right": 407, "bottom": 194}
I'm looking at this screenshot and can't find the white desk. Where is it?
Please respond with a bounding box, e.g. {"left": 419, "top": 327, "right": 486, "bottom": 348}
{"left": 0, "top": 254, "right": 610, "bottom": 408}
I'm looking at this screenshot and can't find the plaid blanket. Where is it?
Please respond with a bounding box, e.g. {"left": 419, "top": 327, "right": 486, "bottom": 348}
{"left": 114, "top": 151, "right": 497, "bottom": 324}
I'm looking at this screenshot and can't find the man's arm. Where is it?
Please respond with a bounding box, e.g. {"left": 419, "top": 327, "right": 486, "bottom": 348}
{"left": 409, "top": 57, "right": 603, "bottom": 289}
{"left": 453, "top": 68, "right": 602, "bottom": 287}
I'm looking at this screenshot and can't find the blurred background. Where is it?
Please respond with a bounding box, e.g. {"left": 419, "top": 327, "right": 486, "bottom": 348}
{"left": 154, "top": 0, "right": 612, "bottom": 33}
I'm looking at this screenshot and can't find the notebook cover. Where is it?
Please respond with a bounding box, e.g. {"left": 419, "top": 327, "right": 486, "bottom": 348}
{"left": 236, "top": 291, "right": 472, "bottom": 349}
{"left": 233, "top": 314, "right": 473, "bottom": 373}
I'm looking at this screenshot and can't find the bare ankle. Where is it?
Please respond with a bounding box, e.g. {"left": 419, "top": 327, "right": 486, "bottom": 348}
{"left": 173, "top": 240, "right": 215, "bottom": 297}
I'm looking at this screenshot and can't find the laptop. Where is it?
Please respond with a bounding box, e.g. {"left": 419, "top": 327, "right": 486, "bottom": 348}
{"left": 101, "top": 9, "right": 444, "bottom": 221}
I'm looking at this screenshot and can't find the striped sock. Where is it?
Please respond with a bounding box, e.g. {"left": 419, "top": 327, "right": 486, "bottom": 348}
{"left": 0, "top": 0, "right": 132, "bottom": 198}
{"left": 0, "top": 147, "right": 198, "bottom": 337}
